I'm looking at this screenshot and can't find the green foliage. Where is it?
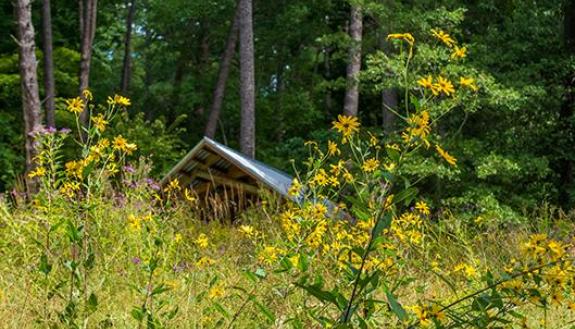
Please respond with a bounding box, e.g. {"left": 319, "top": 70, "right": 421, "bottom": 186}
{"left": 108, "top": 112, "right": 187, "bottom": 176}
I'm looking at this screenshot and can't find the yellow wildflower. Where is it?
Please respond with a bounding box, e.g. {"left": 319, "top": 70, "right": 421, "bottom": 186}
{"left": 66, "top": 97, "right": 84, "bottom": 114}
{"left": 548, "top": 240, "right": 565, "bottom": 258}
{"left": 127, "top": 214, "right": 141, "bottom": 231}
{"left": 82, "top": 89, "right": 93, "bottom": 101}
{"left": 91, "top": 113, "right": 108, "bottom": 132}
{"left": 195, "top": 233, "right": 209, "bottom": 249}
{"left": 196, "top": 256, "right": 215, "bottom": 267}
{"left": 114, "top": 94, "right": 131, "bottom": 107}
{"left": 311, "top": 203, "right": 328, "bottom": 219}
{"left": 327, "top": 140, "right": 340, "bottom": 156}
{"left": 258, "top": 246, "right": 282, "bottom": 265}
{"left": 174, "top": 233, "right": 183, "bottom": 244}
{"left": 362, "top": 158, "right": 380, "bottom": 173}
{"left": 208, "top": 284, "right": 225, "bottom": 299}
{"left": 386, "top": 143, "right": 400, "bottom": 151}
{"left": 410, "top": 305, "right": 432, "bottom": 327}
{"left": 451, "top": 45, "right": 467, "bottom": 59}
{"left": 435, "top": 76, "right": 455, "bottom": 96}
{"left": 164, "top": 178, "right": 181, "bottom": 193}
{"left": 368, "top": 132, "right": 378, "bottom": 146}
{"left": 431, "top": 29, "right": 456, "bottom": 47}
{"left": 113, "top": 135, "right": 128, "bottom": 151}
{"left": 289, "top": 255, "right": 300, "bottom": 268}
{"left": 59, "top": 181, "right": 80, "bottom": 198}
{"left": 113, "top": 135, "right": 137, "bottom": 154}
{"left": 342, "top": 170, "right": 354, "bottom": 183}
{"left": 332, "top": 115, "right": 360, "bottom": 143}
{"left": 459, "top": 76, "right": 479, "bottom": 92}
{"left": 239, "top": 225, "right": 256, "bottom": 237}
{"left": 417, "top": 75, "right": 439, "bottom": 95}
{"left": 415, "top": 201, "right": 430, "bottom": 216}
{"left": 28, "top": 166, "right": 46, "bottom": 178}
{"left": 405, "top": 111, "right": 431, "bottom": 147}
{"left": 288, "top": 178, "right": 302, "bottom": 197}
{"left": 184, "top": 188, "right": 197, "bottom": 203}
{"left": 435, "top": 145, "right": 457, "bottom": 166}
{"left": 386, "top": 33, "right": 414, "bottom": 46}
{"left": 311, "top": 169, "right": 329, "bottom": 187}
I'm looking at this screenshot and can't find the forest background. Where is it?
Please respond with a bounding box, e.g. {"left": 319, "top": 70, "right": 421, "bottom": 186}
{"left": 3, "top": 0, "right": 575, "bottom": 220}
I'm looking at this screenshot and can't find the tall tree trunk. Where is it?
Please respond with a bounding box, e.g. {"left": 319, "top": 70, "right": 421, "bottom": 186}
{"left": 382, "top": 89, "right": 397, "bottom": 133}
{"left": 204, "top": 4, "right": 240, "bottom": 139}
{"left": 143, "top": 28, "right": 154, "bottom": 120}
{"left": 559, "top": 0, "right": 575, "bottom": 207}
{"left": 79, "top": 0, "right": 98, "bottom": 128}
{"left": 324, "top": 47, "right": 333, "bottom": 114}
{"left": 238, "top": 0, "right": 256, "bottom": 158}
{"left": 343, "top": 5, "right": 363, "bottom": 117}
{"left": 120, "top": 0, "right": 136, "bottom": 94}
{"left": 42, "top": 0, "right": 56, "bottom": 128}
{"left": 15, "top": 0, "right": 42, "bottom": 193}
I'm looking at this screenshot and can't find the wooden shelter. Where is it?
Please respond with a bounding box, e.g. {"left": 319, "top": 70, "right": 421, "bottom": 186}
{"left": 160, "top": 137, "right": 294, "bottom": 218}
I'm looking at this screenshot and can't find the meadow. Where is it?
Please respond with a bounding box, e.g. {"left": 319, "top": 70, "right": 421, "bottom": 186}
{"left": 2, "top": 30, "right": 575, "bottom": 329}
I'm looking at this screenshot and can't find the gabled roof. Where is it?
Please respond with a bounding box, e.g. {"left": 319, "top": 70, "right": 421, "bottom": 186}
{"left": 160, "top": 137, "right": 294, "bottom": 197}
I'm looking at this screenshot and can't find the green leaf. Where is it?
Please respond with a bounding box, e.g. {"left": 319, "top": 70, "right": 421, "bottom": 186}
{"left": 213, "top": 302, "right": 230, "bottom": 318}
{"left": 372, "top": 212, "right": 392, "bottom": 238}
{"left": 39, "top": 253, "right": 52, "bottom": 275}
{"left": 151, "top": 284, "right": 171, "bottom": 296}
{"left": 393, "top": 187, "right": 418, "bottom": 206}
{"left": 385, "top": 289, "right": 407, "bottom": 321}
{"left": 87, "top": 293, "right": 98, "bottom": 313}
{"left": 249, "top": 296, "right": 276, "bottom": 322}
{"left": 295, "top": 283, "right": 340, "bottom": 309}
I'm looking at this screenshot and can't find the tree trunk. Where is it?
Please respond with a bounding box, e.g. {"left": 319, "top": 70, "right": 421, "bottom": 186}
{"left": 16, "top": 0, "right": 42, "bottom": 193}
{"left": 382, "top": 88, "right": 397, "bottom": 133}
{"left": 79, "top": 0, "right": 98, "bottom": 128}
{"left": 343, "top": 5, "right": 363, "bottom": 117}
{"left": 42, "top": 0, "right": 56, "bottom": 128}
{"left": 559, "top": 0, "right": 575, "bottom": 207}
{"left": 120, "top": 0, "right": 136, "bottom": 94}
{"left": 238, "top": 0, "right": 256, "bottom": 158}
{"left": 204, "top": 3, "right": 240, "bottom": 139}
{"left": 143, "top": 29, "right": 154, "bottom": 120}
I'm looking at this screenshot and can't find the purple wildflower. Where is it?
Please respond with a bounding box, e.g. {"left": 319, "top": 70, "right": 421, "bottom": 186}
{"left": 123, "top": 165, "right": 136, "bottom": 174}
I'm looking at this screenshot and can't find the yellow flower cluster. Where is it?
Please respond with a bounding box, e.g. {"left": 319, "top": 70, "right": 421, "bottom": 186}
{"left": 28, "top": 166, "right": 46, "bottom": 178}
{"left": 258, "top": 245, "right": 284, "bottom": 265}
{"left": 407, "top": 304, "right": 446, "bottom": 327}
{"left": 113, "top": 135, "right": 137, "bottom": 154}
{"left": 403, "top": 110, "right": 431, "bottom": 147}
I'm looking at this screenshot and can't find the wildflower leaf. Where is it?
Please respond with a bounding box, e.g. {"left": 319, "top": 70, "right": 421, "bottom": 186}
{"left": 213, "top": 302, "right": 230, "bottom": 318}
{"left": 295, "top": 282, "right": 340, "bottom": 309}
{"left": 249, "top": 295, "right": 276, "bottom": 322}
{"left": 131, "top": 307, "right": 145, "bottom": 321}
{"left": 39, "top": 253, "right": 52, "bottom": 275}
{"left": 151, "top": 284, "right": 171, "bottom": 296}
{"left": 385, "top": 289, "right": 407, "bottom": 321}
{"left": 298, "top": 253, "right": 309, "bottom": 272}
{"left": 372, "top": 212, "right": 393, "bottom": 238}
{"left": 87, "top": 293, "right": 98, "bottom": 313}
{"left": 393, "top": 187, "right": 418, "bottom": 206}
